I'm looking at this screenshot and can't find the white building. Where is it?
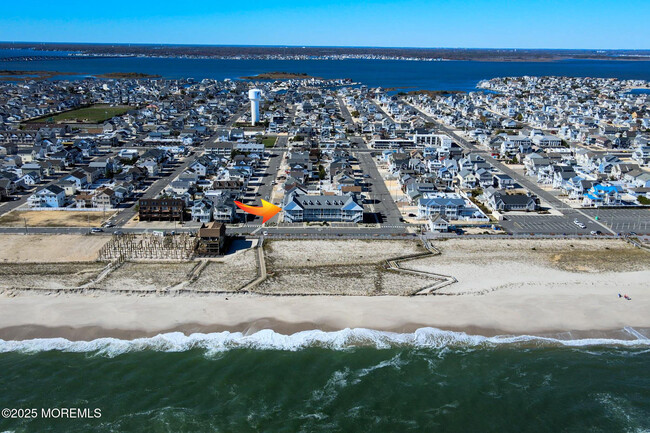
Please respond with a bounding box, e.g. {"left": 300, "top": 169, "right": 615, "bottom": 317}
{"left": 412, "top": 133, "right": 452, "bottom": 148}
{"left": 532, "top": 135, "right": 562, "bottom": 148}
{"left": 28, "top": 185, "right": 66, "bottom": 208}
{"left": 235, "top": 142, "right": 265, "bottom": 154}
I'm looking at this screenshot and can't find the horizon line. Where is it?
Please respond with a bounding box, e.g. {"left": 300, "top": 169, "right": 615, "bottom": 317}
{"left": 1, "top": 41, "right": 649, "bottom": 51}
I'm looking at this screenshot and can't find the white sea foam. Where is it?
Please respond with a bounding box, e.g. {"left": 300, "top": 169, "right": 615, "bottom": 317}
{"left": 0, "top": 327, "right": 649, "bottom": 356}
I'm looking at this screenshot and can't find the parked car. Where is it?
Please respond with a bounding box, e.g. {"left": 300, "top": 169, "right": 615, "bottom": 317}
{"left": 574, "top": 220, "right": 586, "bottom": 229}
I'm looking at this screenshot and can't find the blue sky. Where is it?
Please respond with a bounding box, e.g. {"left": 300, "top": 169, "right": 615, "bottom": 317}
{"left": 1, "top": 0, "right": 648, "bottom": 49}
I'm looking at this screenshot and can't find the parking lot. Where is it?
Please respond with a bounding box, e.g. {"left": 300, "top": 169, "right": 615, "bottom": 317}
{"left": 500, "top": 215, "right": 605, "bottom": 235}
{"left": 581, "top": 208, "right": 650, "bottom": 234}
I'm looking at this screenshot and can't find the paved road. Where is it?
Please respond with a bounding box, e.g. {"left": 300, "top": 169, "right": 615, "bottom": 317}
{"left": 275, "top": 136, "right": 288, "bottom": 148}
{"left": 336, "top": 96, "right": 355, "bottom": 126}
{"left": 0, "top": 224, "right": 410, "bottom": 237}
{"left": 239, "top": 150, "right": 285, "bottom": 225}
{"left": 111, "top": 155, "right": 197, "bottom": 226}
{"left": 351, "top": 137, "right": 404, "bottom": 225}
{"left": 225, "top": 105, "right": 248, "bottom": 128}
{"left": 369, "top": 98, "right": 395, "bottom": 124}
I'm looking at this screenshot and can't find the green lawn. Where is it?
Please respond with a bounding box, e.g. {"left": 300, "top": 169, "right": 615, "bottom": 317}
{"left": 28, "top": 104, "right": 132, "bottom": 124}
{"left": 262, "top": 137, "right": 277, "bottom": 148}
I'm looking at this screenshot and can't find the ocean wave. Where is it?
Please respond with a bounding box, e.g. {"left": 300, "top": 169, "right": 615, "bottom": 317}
{"left": 0, "top": 328, "right": 649, "bottom": 356}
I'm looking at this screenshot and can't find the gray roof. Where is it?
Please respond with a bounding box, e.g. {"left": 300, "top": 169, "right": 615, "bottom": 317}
{"left": 285, "top": 192, "right": 362, "bottom": 212}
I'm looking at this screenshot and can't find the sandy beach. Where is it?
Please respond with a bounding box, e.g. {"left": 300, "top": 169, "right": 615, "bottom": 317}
{"left": 0, "top": 290, "right": 649, "bottom": 341}
{"left": 0, "top": 236, "right": 648, "bottom": 341}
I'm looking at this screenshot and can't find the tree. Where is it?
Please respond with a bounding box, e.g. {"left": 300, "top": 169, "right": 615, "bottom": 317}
{"left": 318, "top": 165, "right": 326, "bottom": 180}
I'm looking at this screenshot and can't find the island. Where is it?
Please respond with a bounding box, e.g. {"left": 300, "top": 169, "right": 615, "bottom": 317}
{"left": 404, "top": 89, "right": 466, "bottom": 96}
{"left": 0, "top": 70, "right": 80, "bottom": 81}
{"left": 94, "top": 72, "right": 161, "bottom": 79}
{"left": 240, "top": 72, "right": 318, "bottom": 80}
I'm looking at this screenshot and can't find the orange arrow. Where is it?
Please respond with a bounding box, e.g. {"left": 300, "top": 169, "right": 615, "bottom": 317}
{"left": 234, "top": 199, "right": 282, "bottom": 223}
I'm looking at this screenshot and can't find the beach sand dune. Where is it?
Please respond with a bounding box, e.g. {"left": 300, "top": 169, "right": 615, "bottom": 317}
{"left": 0, "top": 237, "right": 648, "bottom": 340}
{"left": 0, "top": 234, "right": 109, "bottom": 263}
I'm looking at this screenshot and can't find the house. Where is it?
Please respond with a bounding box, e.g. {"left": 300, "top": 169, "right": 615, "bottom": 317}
{"left": 138, "top": 160, "right": 160, "bottom": 177}
{"left": 138, "top": 198, "right": 185, "bottom": 221}
{"left": 532, "top": 135, "right": 562, "bottom": 148}
{"left": 191, "top": 199, "right": 214, "bottom": 223}
{"left": 28, "top": 185, "right": 66, "bottom": 208}
{"left": 208, "top": 194, "right": 237, "bottom": 222}
{"left": 212, "top": 180, "right": 245, "bottom": 197}
{"left": 89, "top": 157, "right": 116, "bottom": 176}
{"left": 0, "top": 178, "right": 15, "bottom": 199}
{"left": 418, "top": 194, "right": 467, "bottom": 219}
{"left": 74, "top": 193, "right": 94, "bottom": 208}
{"left": 189, "top": 159, "right": 211, "bottom": 177}
{"left": 0, "top": 143, "right": 18, "bottom": 156}
{"left": 501, "top": 135, "right": 531, "bottom": 157}
{"left": 204, "top": 142, "right": 234, "bottom": 157}
{"left": 92, "top": 188, "right": 117, "bottom": 209}
{"left": 488, "top": 192, "right": 539, "bottom": 212}
{"left": 405, "top": 183, "right": 437, "bottom": 204}
{"left": 632, "top": 146, "right": 650, "bottom": 166}
{"left": 283, "top": 189, "right": 363, "bottom": 223}
{"left": 58, "top": 179, "right": 78, "bottom": 196}
{"left": 582, "top": 184, "right": 623, "bottom": 207}
{"left": 113, "top": 183, "right": 133, "bottom": 202}
{"left": 427, "top": 214, "right": 449, "bottom": 232}
{"left": 235, "top": 142, "right": 265, "bottom": 154}
{"left": 493, "top": 173, "right": 515, "bottom": 189}
{"left": 64, "top": 170, "right": 90, "bottom": 189}
{"left": 456, "top": 169, "right": 478, "bottom": 189}
{"left": 18, "top": 171, "right": 42, "bottom": 188}
{"left": 197, "top": 221, "right": 227, "bottom": 255}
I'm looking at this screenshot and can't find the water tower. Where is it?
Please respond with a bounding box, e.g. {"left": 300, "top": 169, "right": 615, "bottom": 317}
{"left": 248, "top": 89, "right": 262, "bottom": 126}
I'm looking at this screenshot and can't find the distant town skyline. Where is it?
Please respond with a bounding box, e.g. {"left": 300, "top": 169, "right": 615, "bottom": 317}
{"left": 1, "top": 0, "right": 649, "bottom": 50}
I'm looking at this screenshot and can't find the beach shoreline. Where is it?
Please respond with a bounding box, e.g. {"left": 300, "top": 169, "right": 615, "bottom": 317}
{"left": 1, "top": 322, "right": 647, "bottom": 343}
{"left": 1, "top": 292, "right": 649, "bottom": 342}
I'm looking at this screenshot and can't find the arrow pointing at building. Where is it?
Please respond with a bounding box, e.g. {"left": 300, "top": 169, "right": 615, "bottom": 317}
{"left": 234, "top": 199, "right": 282, "bottom": 223}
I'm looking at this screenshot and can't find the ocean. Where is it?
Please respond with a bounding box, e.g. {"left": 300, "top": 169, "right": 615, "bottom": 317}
{"left": 1, "top": 49, "right": 650, "bottom": 91}
{"left": 1, "top": 328, "right": 649, "bottom": 432}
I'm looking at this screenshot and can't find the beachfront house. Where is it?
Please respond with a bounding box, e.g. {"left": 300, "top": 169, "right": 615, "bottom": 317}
{"left": 283, "top": 188, "right": 364, "bottom": 223}
{"left": 28, "top": 185, "right": 66, "bottom": 208}
{"left": 487, "top": 191, "right": 539, "bottom": 212}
